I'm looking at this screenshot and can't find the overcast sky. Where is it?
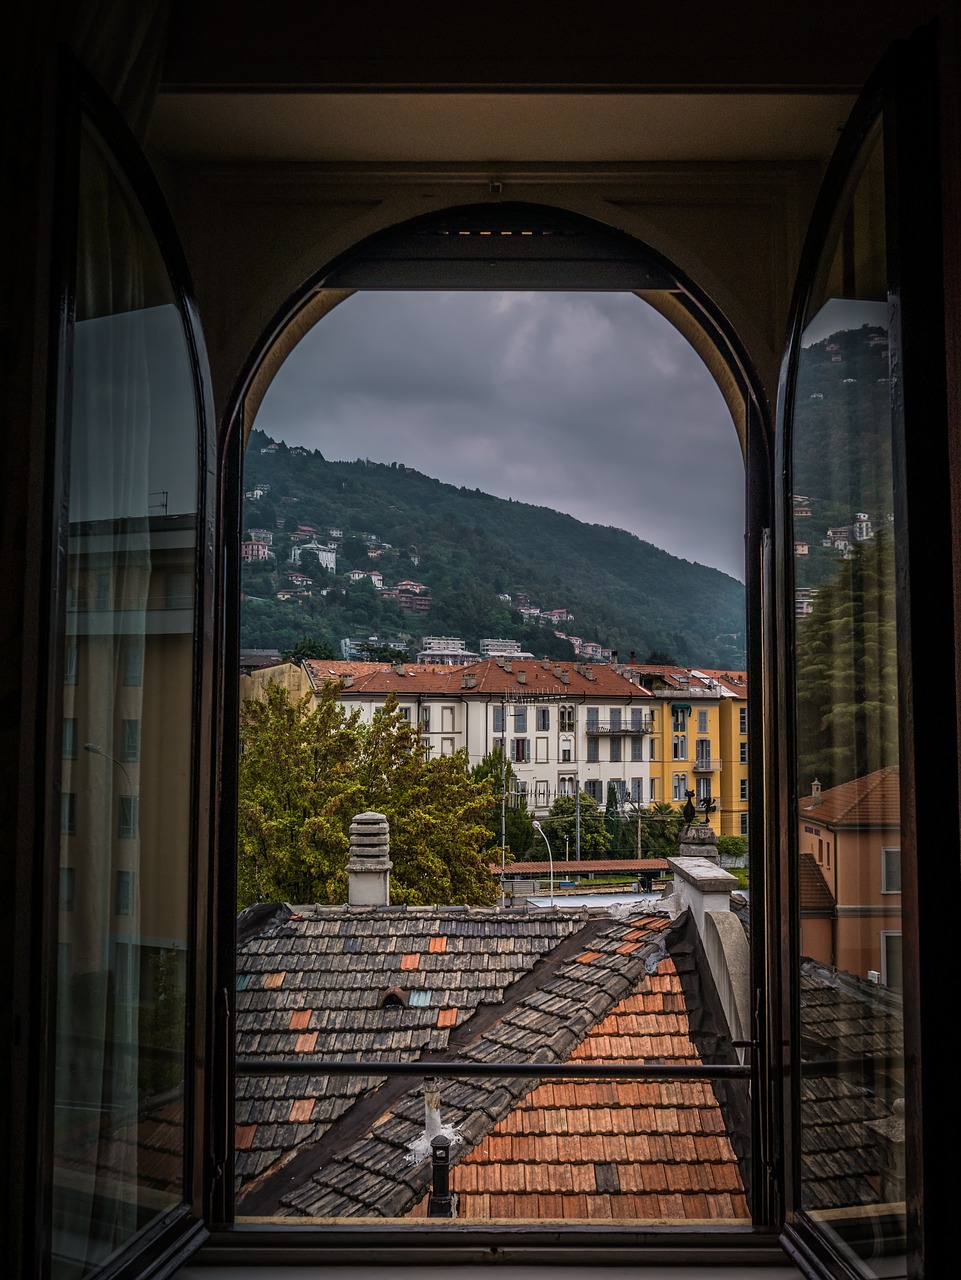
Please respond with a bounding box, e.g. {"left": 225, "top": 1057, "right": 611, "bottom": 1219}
{"left": 254, "top": 291, "right": 746, "bottom": 581}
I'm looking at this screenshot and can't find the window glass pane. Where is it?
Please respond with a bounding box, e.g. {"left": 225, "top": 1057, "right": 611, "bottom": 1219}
{"left": 50, "top": 118, "right": 199, "bottom": 1278}
{"left": 790, "top": 117, "right": 904, "bottom": 1272}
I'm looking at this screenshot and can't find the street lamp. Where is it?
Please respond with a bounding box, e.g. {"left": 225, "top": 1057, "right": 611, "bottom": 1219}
{"left": 84, "top": 742, "right": 134, "bottom": 796}
{"left": 531, "top": 820, "right": 555, "bottom": 908}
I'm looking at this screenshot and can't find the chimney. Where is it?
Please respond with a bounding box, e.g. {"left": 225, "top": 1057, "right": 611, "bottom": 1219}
{"left": 517, "top": 669, "right": 526, "bottom": 684}
{"left": 629, "top": 651, "right": 636, "bottom": 665}
{"left": 809, "top": 779, "right": 822, "bottom": 807}
{"left": 347, "top": 811, "right": 392, "bottom": 905}
{"left": 611, "top": 650, "right": 618, "bottom": 665}
{"left": 392, "top": 663, "right": 405, "bottom": 676}
{"left": 560, "top": 670, "right": 569, "bottom": 684}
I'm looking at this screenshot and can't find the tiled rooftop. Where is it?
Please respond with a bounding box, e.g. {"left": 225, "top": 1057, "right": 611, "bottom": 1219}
{"left": 798, "top": 959, "right": 904, "bottom": 1210}
{"left": 420, "top": 960, "right": 750, "bottom": 1221}
{"left": 798, "top": 853, "right": 835, "bottom": 914}
{"left": 799, "top": 766, "right": 900, "bottom": 828}
{"left": 234, "top": 903, "right": 749, "bottom": 1221}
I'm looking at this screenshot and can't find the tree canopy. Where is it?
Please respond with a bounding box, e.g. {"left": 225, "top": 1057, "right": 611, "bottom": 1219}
{"left": 542, "top": 792, "right": 611, "bottom": 859}
{"left": 237, "top": 682, "right": 498, "bottom": 908}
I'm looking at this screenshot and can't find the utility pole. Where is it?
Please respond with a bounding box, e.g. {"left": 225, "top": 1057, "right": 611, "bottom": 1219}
{"left": 575, "top": 777, "right": 581, "bottom": 861}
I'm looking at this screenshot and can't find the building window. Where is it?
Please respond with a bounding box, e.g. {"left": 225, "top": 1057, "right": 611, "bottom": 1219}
{"left": 630, "top": 777, "right": 644, "bottom": 803}
{"left": 585, "top": 707, "right": 599, "bottom": 731}
{"left": 536, "top": 707, "right": 550, "bottom": 731}
{"left": 586, "top": 738, "right": 599, "bottom": 763}
{"left": 739, "top": 706, "right": 748, "bottom": 734}
{"left": 535, "top": 737, "right": 548, "bottom": 762}
{"left": 672, "top": 773, "right": 687, "bottom": 801}
{"left": 561, "top": 746, "right": 572, "bottom": 762}
{"left": 115, "top": 869, "right": 134, "bottom": 916}
{"left": 398, "top": 706, "right": 411, "bottom": 721}
{"left": 534, "top": 780, "right": 549, "bottom": 808}
{"left": 120, "top": 719, "right": 140, "bottom": 762}
{"left": 59, "top": 867, "right": 75, "bottom": 911}
{"left": 62, "top": 718, "right": 78, "bottom": 760}
{"left": 419, "top": 706, "right": 431, "bottom": 731}
{"left": 511, "top": 738, "right": 530, "bottom": 764}
{"left": 513, "top": 706, "right": 527, "bottom": 734}
{"left": 649, "top": 738, "right": 658, "bottom": 761}
{"left": 672, "top": 707, "right": 688, "bottom": 732}
{"left": 441, "top": 706, "right": 455, "bottom": 732}
{"left": 64, "top": 641, "right": 78, "bottom": 685}
{"left": 740, "top": 811, "right": 749, "bottom": 836}
{"left": 60, "top": 793, "right": 76, "bottom": 836}
{"left": 612, "top": 779, "right": 627, "bottom": 803}
{"left": 881, "top": 932, "right": 903, "bottom": 991}
{"left": 609, "top": 737, "right": 622, "bottom": 763}
{"left": 584, "top": 779, "right": 603, "bottom": 803}
{"left": 559, "top": 704, "right": 574, "bottom": 732}
{"left": 697, "top": 709, "right": 709, "bottom": 733}
{"left": 492, "top": 705, "right": 504, "bottom": 733}
{"left": 122, "top": 635, "right": 144, "bottom": 686}
{"left": 441, "top": 737, "right": 454, "bottom": 756}
{"left": 117, "top": 795, "right": 139, "bottom": 839}
{"left": 631, "top": 737, "right": 644, "bottom": 761}
{"left": 609, "top": 708, "right": 621, "bottom": 732}
{"left": 558, "top": 775, "right": 575, "bottom": 797}
{"left": 739, "top": 741, "right": 748, "bottom": 763}
{"left": 672, "top": 734, "right": 687, "bottom": 760}
{"left": 694, "top": 738, "right": 711, "bottom": 769}
{"left": 492, "top": 737, "right": 505, "bottom": 755}
{"left": 740, "top": 778, "right": 748, "bottom": 801}
{"left": 882, "top": 846, "right": 901, "bottom": 894}
{"left": 649, "top": 778, "right": 658, "bottom": 802}
{"left": 696, "top": 776, "right": 711, "bottom": 803}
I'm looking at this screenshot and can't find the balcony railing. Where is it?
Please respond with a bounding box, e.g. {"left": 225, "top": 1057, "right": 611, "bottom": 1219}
{"left": 693, "top": 756, "right": 722, "bottom": 772}
{"left": 585, "top": 718, "right": 654, "bottom": 735}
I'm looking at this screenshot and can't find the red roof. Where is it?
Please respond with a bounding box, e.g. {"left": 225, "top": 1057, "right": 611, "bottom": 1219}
{"left": 798, "top": 853, "right": 835, "bottom": 914}
{"left": 306, "top": 658, "right": 647, "bottom": 699}
{"left": 799, "top": 766, "right": 900, "bottom": 828}
{"left": 413, "top": 952, "right": 749, "bottom": 1221}
{"left": 500, "top": 859, "right": 670, "bottom": 876}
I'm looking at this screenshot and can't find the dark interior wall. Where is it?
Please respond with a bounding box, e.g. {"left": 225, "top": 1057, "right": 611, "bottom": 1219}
{"left": 162, "top": 0, "right": 940, "bottom": 91}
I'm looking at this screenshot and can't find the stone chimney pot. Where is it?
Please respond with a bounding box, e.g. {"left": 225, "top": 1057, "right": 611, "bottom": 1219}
{"left": 347, "top": 811, "right": 393, "bottom": 906}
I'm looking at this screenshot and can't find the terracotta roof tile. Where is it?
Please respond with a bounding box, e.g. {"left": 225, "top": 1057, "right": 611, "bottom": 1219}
{"left": 235, "top": 1124, "right": 257, "bottom": 1151}
{"left": 263, "top": 972, "right": 286, "bottom": 989}
{"left": 289, "top": 1098, "right": 316, "bottom": 1123}
{"left": 289, "top": 1009, "right": 312, "bottom": 1031}
{"left": 400, "top": 952, "right": 420, "bottom": 970}
{"left": 294, "top": 1031, "right": 318, "bottom": 1053}
{"left": 428, "top": 935, "right": 448, "bottom": 953}
{"left": 436, "top": 1007, "right": 458, "bottom": 1028}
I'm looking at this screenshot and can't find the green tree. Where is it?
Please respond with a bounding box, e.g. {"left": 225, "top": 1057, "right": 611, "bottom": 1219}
{"left": 795, "top": 530, "right": 898, "bottom": 790}
{"left": 639, "top": 802, "right": 684, "bottom": 860}
{"left": 237, "top": 682, "right": 364, "bottom": 908}
{"left": 283, "top": 635, "right": 338, "bottom": 662}
{"left": 237, "top": 683, "right": 498, "bottom": 908}
{"left": 470, "top": 748, "right": 534, "bottom": 860}
{"left": 716, "top": 834, "right": 748, "bottom": 864}
{"left": 542, "top": 791, "right": 611, "bottom": 859}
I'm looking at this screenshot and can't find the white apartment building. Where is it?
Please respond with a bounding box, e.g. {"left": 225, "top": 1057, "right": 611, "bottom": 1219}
{"left": 301, "top": 657, "right": 655, "bottom": 816}
{"left": 289, "top": 539, "right": 337, "bottom": 573}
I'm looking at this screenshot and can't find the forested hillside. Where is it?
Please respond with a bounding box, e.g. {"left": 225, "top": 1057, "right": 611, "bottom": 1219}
{"left": 241, "top": 430, "right": 745, "bottom": 666}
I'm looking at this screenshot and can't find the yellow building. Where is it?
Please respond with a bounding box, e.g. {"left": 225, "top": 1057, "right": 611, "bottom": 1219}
{"left": 619, "top": 665, "right": 748, "bottom": 838}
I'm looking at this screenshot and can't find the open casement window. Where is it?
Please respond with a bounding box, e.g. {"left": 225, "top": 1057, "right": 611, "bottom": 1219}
{"left": 777, "top": 28, "right": 953, "bottom": 1280}
{"left": 37, "top": 65, "right": 217, "bottom": 1280}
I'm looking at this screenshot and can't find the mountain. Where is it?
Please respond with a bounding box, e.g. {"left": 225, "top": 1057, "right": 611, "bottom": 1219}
{"left": 241, "top": 430, "right": 746, "bottom": 666}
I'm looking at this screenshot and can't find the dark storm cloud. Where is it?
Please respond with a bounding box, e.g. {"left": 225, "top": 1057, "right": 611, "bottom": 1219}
{"left": 255, "top": 291, "right": 745, "bottom": 580}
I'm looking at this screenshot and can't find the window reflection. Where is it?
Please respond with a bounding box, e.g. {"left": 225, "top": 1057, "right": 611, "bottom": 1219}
{"left": 51, "top": 120, "right": 199, "bottom": 1277}
{"left": 791, "top": 119, "right": 905, "bottom": 1271}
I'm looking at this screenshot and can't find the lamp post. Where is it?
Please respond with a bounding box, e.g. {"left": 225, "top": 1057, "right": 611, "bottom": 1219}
{"left": 531, "top": 820, "right": 555, "bottom": 908}
{"left": 84, "top": 741, "right": 133, "bottom": 793}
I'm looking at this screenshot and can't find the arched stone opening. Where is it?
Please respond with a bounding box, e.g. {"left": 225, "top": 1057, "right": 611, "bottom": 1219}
{"left": 230, "top": 202, "right": 768, "bottom": 468}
